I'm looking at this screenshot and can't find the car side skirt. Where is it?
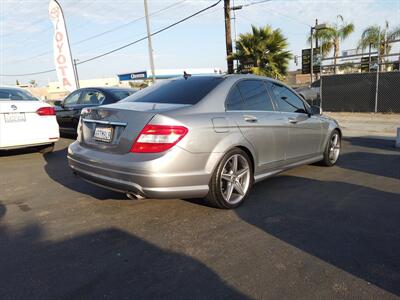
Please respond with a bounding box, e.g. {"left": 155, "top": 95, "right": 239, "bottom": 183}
{"left": 254, "top": 154, "right": 323, "bottom": 183}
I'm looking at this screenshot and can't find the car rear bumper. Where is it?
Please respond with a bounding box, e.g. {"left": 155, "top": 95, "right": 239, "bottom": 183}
{"left": 0, "top": 139, "right": 58, "bottom": 150}
{"left": 0, "top": 114, "right": 59, "bottom": 149}
{"left": 67, "top": 141, "right": 221, "bottom": 199}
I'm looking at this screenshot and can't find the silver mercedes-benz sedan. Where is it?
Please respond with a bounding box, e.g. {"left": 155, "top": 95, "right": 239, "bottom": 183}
{"left": 68, "top": 75, "right": 341, "bottom": 209}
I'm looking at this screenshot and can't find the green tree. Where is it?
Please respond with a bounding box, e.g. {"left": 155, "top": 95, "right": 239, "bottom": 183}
{"left": 232, "top": 25, "right": 292, "bottom": 80}
{"left": 310, "top": 15, "right": 354, "bottom": 74}
{"left": 358, "top": 21, "right": 400, "bottom": 70}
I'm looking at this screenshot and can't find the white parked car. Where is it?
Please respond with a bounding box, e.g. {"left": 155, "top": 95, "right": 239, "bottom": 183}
{"left": 0, "top": 87, "right": 59, "bottom": 152}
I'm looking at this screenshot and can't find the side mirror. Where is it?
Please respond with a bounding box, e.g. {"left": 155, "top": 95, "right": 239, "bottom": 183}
{"left": 310, "top": 105, "right": 322, "bottom": 115}
{"left": 53, "top": 100, "right": 63, "bottom": 107}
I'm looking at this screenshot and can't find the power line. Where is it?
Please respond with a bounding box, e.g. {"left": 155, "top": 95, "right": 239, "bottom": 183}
{"left": 242, "top": 0, "right": 273, "bottom": 7}
{"left": 77, "top": 0, "right": 222, "bottom": 65}
{"left": 243, "top": 0, "right": 312, "bottom": 27}
{"left": 267, "top": 7, "right": 312, "bottom": 27}
{"left": 3, "top": 0, "right": 82, "bottom": 38}
{"left": 2, "top": 0, "right": 187, "bottom": 65}
{"left": 74, "top": 0, "right": 187, "bottom": 45}
{"left": 0, "top": 0, "right": 222, "bottom": 77}
{"left": 1, "top": 0, "right": 94, "bottom": 62}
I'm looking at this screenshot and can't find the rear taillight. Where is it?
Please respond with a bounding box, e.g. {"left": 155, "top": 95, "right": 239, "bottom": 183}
{"left": 130, "top": 124, "right": 188, "bottom": 153}
{"left": 36, "top": 107, "right": 55, "bottom": 116}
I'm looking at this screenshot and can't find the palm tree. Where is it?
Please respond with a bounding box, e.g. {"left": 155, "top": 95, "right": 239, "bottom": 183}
{"left": 232, "top": 25, "right": 292, "bottom": 80}
{"left": 310, "top": 15, "right": 354, "bottom": 74}
{"left": 358, "top": 21, "right": 400, "bottom": 70}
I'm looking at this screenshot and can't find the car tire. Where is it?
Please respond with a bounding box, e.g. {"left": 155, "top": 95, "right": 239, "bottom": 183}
{"left": 39, "top": 143, "right": 55, "bottom": 154}
{"left": 320, "top": 130, "right": 341, "bottom": 166}
{"left": 206, "top": 148, "right": 253, "bottom": 209}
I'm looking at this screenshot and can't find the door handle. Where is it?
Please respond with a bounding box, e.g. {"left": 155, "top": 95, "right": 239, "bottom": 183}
{"left": 288, "top": 118, "right": 298, "bottom": 124}
{"left": 243, "top": 115, "right": 258, "bottom": 123}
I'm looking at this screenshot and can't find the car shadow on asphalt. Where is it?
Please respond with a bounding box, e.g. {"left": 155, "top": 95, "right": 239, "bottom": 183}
{"left": 337, "top": 151, "right": 400, "bottom": 180}
{"left": 0, "top": 146, "right": 45, "bottom": 157}
{"left": 43, "top": 148, "right": 125, "bottom": 200}
{"left": 0, "top": 202, "right": 248, "bottom": 300}
{"left": 60, "top": 131, "right": 78, "bottom": 139}
{"left": 236, "top": 175, "right": 400, "bottom": 296}
{"left": 343, "top": 136, "right": 399, "bottom": 152}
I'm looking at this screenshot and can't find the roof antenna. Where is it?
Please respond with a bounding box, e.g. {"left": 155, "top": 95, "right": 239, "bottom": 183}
{"left": 183, "top": 71, "right": 191, "bottom": 80}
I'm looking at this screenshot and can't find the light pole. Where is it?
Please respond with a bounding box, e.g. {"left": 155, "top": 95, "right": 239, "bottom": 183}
{"left": 231, "top": 2, "right": 242, "bottom": 72}
{"left": 73, "top": 58, "right": 80, "bottom": 89}
{"left": 144, "top": 0, "right": 156, "bottom": 83}
{"left": 310, "top": 23, "right": 327, "bottom": 83}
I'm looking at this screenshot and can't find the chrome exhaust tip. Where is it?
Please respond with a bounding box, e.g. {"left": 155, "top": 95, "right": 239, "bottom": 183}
{"left": 126, "top": 193, "right": 145, "bottom": 200}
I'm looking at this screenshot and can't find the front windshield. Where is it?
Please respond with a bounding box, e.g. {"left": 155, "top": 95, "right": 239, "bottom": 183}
{"left": 0, "top": 88, "right": 38, "bottom": 101}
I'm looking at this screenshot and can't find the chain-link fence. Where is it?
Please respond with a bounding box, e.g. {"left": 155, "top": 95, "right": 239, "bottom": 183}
{"left": 315, "top": 39, "right": 400, "bottom": 113}
{"left": 320, "top": 72, "right": 400, "bottom": 113}
{"left": 377, "top": 72, "right": 400, "bottom": 112}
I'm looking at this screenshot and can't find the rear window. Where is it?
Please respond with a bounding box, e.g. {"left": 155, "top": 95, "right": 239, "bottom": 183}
{"left": 0, "top": 88, "right": 38, "bottom": 101}
{"left": 123, "top": 77, "right": 224, "bottom": 105}
{"left": 110, "top": 89, "right": 136, "bottom": 100}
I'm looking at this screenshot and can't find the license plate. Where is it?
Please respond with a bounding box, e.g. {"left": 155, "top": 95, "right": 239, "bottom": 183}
{"left": 94, "top": 126, "right": 113, "bottom": 142}
{"left": 4, "top": 113, "right": 26, "bottom": 123}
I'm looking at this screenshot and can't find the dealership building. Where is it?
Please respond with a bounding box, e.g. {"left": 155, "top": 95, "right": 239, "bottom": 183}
{"left": 30, "top": 67, "right": 223, "bottom": 100}
{"left": 117, "top": 68, "right": 223, "bottom": 83}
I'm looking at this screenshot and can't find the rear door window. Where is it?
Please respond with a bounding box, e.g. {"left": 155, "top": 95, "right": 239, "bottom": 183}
{"left": 79, "top": 90, "right": 106, "bottom": 105}
{"left": 237, "top": 80, "right": 275, "bottom": 111}
{"left": 226, "top": 86, "right": 246, "bottom": 110}
{"left": 270, "top": 83, "right": 307, "bottom": 114}
{"left": 124, "top": 77, "right": 224, "bottom": 105}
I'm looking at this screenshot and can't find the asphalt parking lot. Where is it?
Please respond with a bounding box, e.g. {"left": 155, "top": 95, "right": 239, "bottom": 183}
{"left": 0, "top": 137, "right": 399, "bottom": 299}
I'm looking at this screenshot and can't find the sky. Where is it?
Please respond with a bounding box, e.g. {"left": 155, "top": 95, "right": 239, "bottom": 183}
{"left": 0, "top": 0, "right": 399, "bottom": 86}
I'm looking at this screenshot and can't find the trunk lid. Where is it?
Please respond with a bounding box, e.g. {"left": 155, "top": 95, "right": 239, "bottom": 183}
{"left": 0, "top": 100, "right": 46, "bottom": 113}
{"left": 79, "top": 102, "right": 189, "bottom": 154}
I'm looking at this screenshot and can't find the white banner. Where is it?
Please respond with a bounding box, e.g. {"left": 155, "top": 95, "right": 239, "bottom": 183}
{"left": 49, "top": 0, "right": 77, "bottom": 92}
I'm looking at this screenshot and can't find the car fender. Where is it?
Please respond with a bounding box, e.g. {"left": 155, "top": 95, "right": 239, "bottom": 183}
{"left": 203, "top": 130, "right": 256, "bottom": 175}
{"left": 320, "top": 118, "right": 341, "bottom": 150}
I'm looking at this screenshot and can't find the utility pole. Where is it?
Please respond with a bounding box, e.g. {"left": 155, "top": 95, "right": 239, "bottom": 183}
{"left": 310, "top": 23, "right": 327, "bottom": 83}
{"left": 374, "top": 29, "right": 381, "bottom": 113}
{"left": 310, "top": 26, "right": 314, "bottom": 83}
{"left": 224, "top": 0, "right": 234, "bottom": 74}
{"left": 144, "top": 0, "right": 156, "bottom": 83}
{"left": 315, "top": 19, "right": 319, "bottom": 80}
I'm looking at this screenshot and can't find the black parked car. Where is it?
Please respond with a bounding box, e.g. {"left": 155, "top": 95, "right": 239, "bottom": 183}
{"left": 295, "top": 79, "right": 320, "bottom": 105}
{"left": 55, "top": 87, "right": 136, "bottom": 134}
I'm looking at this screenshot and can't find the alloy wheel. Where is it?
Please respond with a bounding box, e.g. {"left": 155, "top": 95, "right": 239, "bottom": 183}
{"left": 220, "top": 154, "right": 251, "bottom": 204}
{"left": 328, "top": 133, "right": 340, "bottom": 164}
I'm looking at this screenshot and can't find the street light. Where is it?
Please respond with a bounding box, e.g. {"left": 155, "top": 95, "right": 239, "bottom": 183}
{"left": 231, "top": 5, "right": 243, "bottom": 10}
{"left": 310, "top": 23, "right": 327, "bottom": 83}
{"left": 144, "top": 0, "right": 156, "bottom": 83}
{"left": 73, "top": 58, "right": 80, "bottom": 89}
